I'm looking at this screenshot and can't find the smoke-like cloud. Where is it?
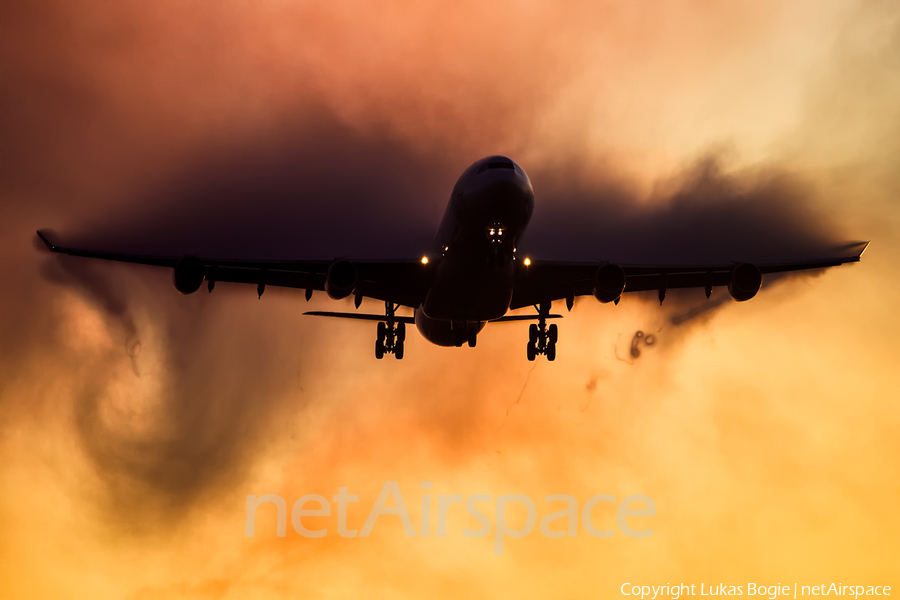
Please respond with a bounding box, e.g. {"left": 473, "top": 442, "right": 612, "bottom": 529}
{"left": 23, "top": 122, "right": 854, "bottom": 528}
{"left": 0, "top": 0, "right": 897, "bottom": 597}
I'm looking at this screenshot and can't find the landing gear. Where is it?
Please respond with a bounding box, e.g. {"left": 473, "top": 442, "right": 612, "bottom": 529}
{"left": 375, "top": 301, "right": 405, "bottom": 360}
{"left": 452, "top": 322, "right": 479, "bottom": 348}
{"left": 526, "top": 302, "right": 557, "bottom": 361}
{"left": 546, "top": 340, "right": 556, "bottom": 361}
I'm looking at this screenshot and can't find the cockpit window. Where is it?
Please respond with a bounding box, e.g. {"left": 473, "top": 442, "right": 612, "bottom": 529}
{"left": 477, "top": 160, "right": 516, "bottom": 174}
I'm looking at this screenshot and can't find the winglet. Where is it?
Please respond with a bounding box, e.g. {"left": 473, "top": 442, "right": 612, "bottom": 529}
{"left": 858, "top": 241, "right": 870, "bottom": 258}
{"left": 36, "top": 230, "right": 57, "bottom": 252}
{"left": 841, "top": 240, "right": 870, "bottom": 260}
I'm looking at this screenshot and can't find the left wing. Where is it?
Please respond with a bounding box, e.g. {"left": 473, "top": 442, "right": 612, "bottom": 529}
{"left": 510, "top": 241, "right": 869, "bottom": 309}
{"left": 36, "top": 231, "right": 432, "bottom": 308}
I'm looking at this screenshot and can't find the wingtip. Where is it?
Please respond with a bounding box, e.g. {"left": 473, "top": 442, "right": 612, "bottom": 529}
{"left": 859, "top": 241, "right": 870, "bottom": 258}
{"left": 36, "top": 230, "right": 56, "bottom": 251}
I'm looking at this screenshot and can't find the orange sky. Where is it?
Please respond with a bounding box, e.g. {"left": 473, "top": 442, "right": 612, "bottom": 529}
{"left": 1, "top": 1, "right": 899, "bottom": 598}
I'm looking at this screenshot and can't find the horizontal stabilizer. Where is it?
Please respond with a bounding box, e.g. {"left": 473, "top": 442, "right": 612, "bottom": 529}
{"left": 303, "top": 311, "right": 562, "bottom": 324}
{"left": 492, "top": 314, "right": 563, "bottom": 322}
{"left": 304, "top": 311, "right": 415, "bottom": 323}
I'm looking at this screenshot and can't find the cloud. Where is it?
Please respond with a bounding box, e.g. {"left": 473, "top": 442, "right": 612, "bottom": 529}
{"left": 0, "top": 0, "right": 896, "bottom": 596}
{"left": 19, "top": 121, "right": 855, "bottom": 531}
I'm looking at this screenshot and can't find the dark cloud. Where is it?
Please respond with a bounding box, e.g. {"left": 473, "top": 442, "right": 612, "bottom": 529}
{"left": 0, "top": 0, "right": 863, "bottom": 535}
{"left": 525, "top": 154, "right": 850, "bottom": 264}
{"left": 56, "top": 110, "right": 461, "bottom": 260}
{"left": 16, "top": 112, "right": 858, "bottom": 529}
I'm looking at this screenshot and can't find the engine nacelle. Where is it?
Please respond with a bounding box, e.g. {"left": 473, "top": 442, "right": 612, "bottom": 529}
{"left": 728, "top": 263, "right": 762, "bottom": 301}
{"left": 592, "top": 263, "right": 626, "bottom": 303}
{"left": 326, "top": 260, "right": 358, "bottom": 300}
{"left": 173, "top": 256, "right": 204, "bottom": 294}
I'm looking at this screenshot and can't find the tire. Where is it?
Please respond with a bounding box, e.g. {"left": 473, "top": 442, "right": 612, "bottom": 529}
{"left": 395, "top": 339, "right": 404, "bottom": 360}
{"left": 526, "top": 341, "right": 536, "bottom": 361}
{"left": 548, "top": 323, "right": 558, "bottom": 344}
{"left": 467, "top": 329, "right": 477, "bottom": 348}
{"left": 396, "top": 321, "right": 406, "bottom": 342}
{"left": 546, "top": 341, "right": 556, "bottom": 361}
{"left": 377, "top": 322, "right": 386, "bottom": 342}
{"left": 375, "top": 340, "right": 385, "bottom": 359}
{"left": 529, "top": 324, "right": 538, "bottom": 344}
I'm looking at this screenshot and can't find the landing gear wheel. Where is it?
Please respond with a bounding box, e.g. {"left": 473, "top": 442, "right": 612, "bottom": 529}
{"left": 525, "top": 301, "right": 558, "bottom": 361}
{"left": 467, "top": 329, "right": 477, "bottom": 348}
{"left": 546, "top": 341, "right": 556, "bottom": 361}
{"left": 374, "top": 302, "right": 409, "bottom": 360}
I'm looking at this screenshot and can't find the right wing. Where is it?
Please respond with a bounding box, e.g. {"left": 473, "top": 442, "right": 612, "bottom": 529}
{"left": 510, "top": 241, "right": 869, "bottom": 309}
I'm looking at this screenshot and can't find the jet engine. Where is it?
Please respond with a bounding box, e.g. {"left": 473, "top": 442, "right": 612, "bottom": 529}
{"left": 173, "top": 256, "right": 204, "bottom": 294}
{"left": 593, "top": 263, "right": 626, "bottom": 303}
{"left": 326, "top": 260, "right": 358, "bottom": 299}
{"left": 728, "top": 262, "right": 762, "bottom": 301}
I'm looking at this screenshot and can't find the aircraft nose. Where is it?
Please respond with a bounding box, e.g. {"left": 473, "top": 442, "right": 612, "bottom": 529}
{"left": 479, "top": 169, "right": 531, "bottom": 196}
{"left": 466, "top": 176, "right": 533, "bottom": 226}
{"left": 485, "top": 178, "right": 526, "bottom": 202}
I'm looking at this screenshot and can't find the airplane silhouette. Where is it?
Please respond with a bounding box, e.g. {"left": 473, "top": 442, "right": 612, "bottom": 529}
{"left": 37, "top": 155, "right": 867, "bottom": 361}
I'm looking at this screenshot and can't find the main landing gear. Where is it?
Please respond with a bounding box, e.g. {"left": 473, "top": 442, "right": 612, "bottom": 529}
{"left": 527, "top": 302, "right": 557, "bottom": 361}
{"left": 375, "top": 301, "right": 405, "bottom": 360}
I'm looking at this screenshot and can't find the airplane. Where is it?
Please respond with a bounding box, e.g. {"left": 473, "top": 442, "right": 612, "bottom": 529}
{"left": 37, "top": 155, "right": 867, "bottom": 361}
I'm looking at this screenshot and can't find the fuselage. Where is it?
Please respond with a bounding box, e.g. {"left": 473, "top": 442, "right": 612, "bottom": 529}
{"left": 414, "top": 155, "right": 534, "bottom": 346}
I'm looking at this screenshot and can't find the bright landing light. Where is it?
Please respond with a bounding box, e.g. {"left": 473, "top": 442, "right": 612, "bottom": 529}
{"left": 421, "top": 256, "right": 429, "bottom": 264}
{"left": 524, "top": 258, "right": 531, "bottom": 266}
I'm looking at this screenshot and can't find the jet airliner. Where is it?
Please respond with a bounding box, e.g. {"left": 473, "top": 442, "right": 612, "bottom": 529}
{"left": 37, "top": 155, "right": 867, "bottom": 360}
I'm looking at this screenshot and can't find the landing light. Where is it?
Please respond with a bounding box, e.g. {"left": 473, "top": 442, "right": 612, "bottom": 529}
{"left": 524, "top": 258, "right": 531, "bottom": 266}
{"left": 421, "top": 256, "right": 429, "bottom": 265}
{"left": 485, "top": 223, "right": 506, "bottom": 243}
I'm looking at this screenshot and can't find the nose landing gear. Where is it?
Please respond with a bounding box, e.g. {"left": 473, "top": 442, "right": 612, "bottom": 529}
{"left": 375, "top": 301, "right": 405, "bottom": 360}
{"left": 526, "top": 303, "right": 557, "bottom": 361}
{"left": 452, "top": 322, "right": 480, "bottom": 348}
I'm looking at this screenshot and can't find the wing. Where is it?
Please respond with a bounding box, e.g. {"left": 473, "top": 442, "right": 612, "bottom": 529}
{"left": 36, "top": 231, "right": 432, "bottom": 308}
{"left": 509, "top": 241, "right": 869, "bottom": 309}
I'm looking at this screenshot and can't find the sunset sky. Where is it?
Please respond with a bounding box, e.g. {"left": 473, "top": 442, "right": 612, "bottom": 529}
{"left": 1, "top": 1, "right": 899, "bottom": 598}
